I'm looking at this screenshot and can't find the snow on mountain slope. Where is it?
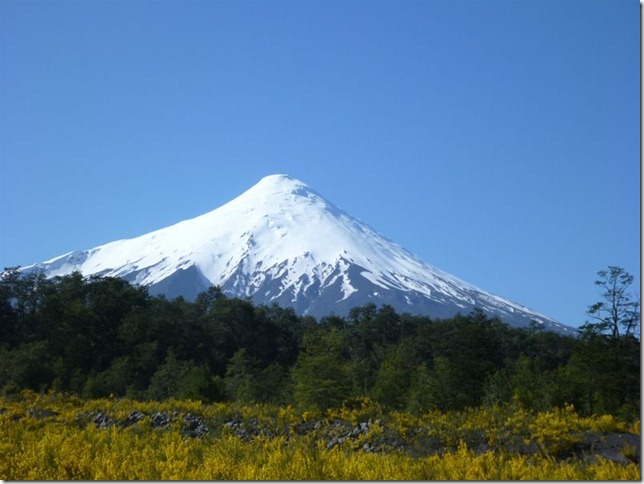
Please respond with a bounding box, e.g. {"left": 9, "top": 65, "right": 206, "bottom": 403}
{"left": 22, "top": 174, "right": 575, "bottom": 335}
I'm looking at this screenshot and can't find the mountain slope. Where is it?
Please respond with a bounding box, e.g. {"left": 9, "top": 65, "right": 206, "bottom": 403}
{"left": 22, "top": 174, "right": 575, "bottom": 334}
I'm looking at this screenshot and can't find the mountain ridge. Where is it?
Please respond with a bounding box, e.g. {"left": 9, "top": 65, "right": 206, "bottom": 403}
{"left": 21, "top": 174, "right": 576, "bottom": 335}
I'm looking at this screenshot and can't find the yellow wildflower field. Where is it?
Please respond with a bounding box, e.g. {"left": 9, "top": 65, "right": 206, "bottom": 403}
{"left": 0, "top": 391, "right": 639, "bottom": 480}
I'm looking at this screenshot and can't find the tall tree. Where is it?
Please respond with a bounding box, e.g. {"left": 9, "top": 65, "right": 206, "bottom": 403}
{"left": 582, "top": 266, "right": 640, "bottom": 339}
{"left": 224, "top": 348, "right": 259, "bottom": 403}
{"left": 292, "top": 327, "right": 352, "bottom": 410}
{"left": 372, "top": 340, "right": 416, "bottom": 409}
{"left": 567, "top": 266, "right": 640, "bottom": 417}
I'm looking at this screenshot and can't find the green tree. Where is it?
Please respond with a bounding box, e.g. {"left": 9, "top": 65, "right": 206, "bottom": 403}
{"left": 0, "top": 341, "right": 53, "bottom": 393}
{"left": 82, "top": 356, "right": 133, "bottom": 398}
{"left": 0, "top": 267, "right": 20, "bottom": 346}
{"left": 509, "top": 354, "right": 546, "bottom": 410}
{"left": 482, "top": 368, "right": 513, "bottom": 407}
{"left": 224, "top": 348, "right": 259, "bottom": 403}
{"left": 425, "top": 311, "right": 507, "bottom": 409}
{"left": 406, "top": 363, "right": 433, "bottom": 413}
{"left": 372, "top": 341, "right": 416, "bottom": 409}
{"left": 345, "top": 304, "right": 408, "bottom": 394}
{"left": 146, "top": 351, "right": 217, "bottom": 401}
{"left": 562, "top": 266, "right": 640, "bottom": 417}
{"left": 292, "top": 327, "right": 352, "bottom": 410}
{"left": 255, "top": 363, "right": 291, "bottom": 404}
{"left": 424, "top": 355, "right": 461, "bottom": 411}
{"left": 0, "top": 269, "right": 51, "bottom": 345}
{"left": 406, "top": 356, "right": 463, "bottom": 412}
{"left": 581, "top": 266, "right": 640, "bottom": 339}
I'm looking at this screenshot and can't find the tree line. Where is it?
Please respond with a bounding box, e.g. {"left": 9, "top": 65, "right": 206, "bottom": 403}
{"left": 0, "top": 266, "right": 639, "bottom": 420}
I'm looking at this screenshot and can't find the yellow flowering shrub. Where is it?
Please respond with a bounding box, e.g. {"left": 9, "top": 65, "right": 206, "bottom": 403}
{"left": 583, "top": 414, "right": 627, "bottom": 434}
{"left": 325, "top": 396, "right": 381, "bottom": 424}
{"left": 628, "top": 419, "right": 640, "bottom": 436}
{"left": 0, "top": 393, "right": 639, "bottom": 480}
{"left": 530, "top": 404, "right": 583, "bottom": 456}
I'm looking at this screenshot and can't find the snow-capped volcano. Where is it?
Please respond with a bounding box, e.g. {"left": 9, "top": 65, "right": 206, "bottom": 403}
{"left": 22, "top": 174, "right": 574, "bottom": 334}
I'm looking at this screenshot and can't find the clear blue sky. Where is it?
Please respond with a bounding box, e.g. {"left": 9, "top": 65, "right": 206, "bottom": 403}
{"left": 1, "top": 0, "right": 639, "bottom": 328}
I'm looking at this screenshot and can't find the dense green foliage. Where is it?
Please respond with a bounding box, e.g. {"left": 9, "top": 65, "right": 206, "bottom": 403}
{"left": 0, "top": 268, "right": 639, "bottom": 421}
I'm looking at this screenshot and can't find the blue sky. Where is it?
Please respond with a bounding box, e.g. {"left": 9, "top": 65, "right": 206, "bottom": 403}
{"left": 1, "top": 0, "right": 639, "bottom": 328}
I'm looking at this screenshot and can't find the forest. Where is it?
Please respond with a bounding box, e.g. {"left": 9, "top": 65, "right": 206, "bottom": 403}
{"left": 0, "top": 266, "right": 639, "bottom": 420}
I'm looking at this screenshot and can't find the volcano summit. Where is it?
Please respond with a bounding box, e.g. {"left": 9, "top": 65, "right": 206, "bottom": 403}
{"left": 22, "top": 174, "right": 574, "bottom": 334}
